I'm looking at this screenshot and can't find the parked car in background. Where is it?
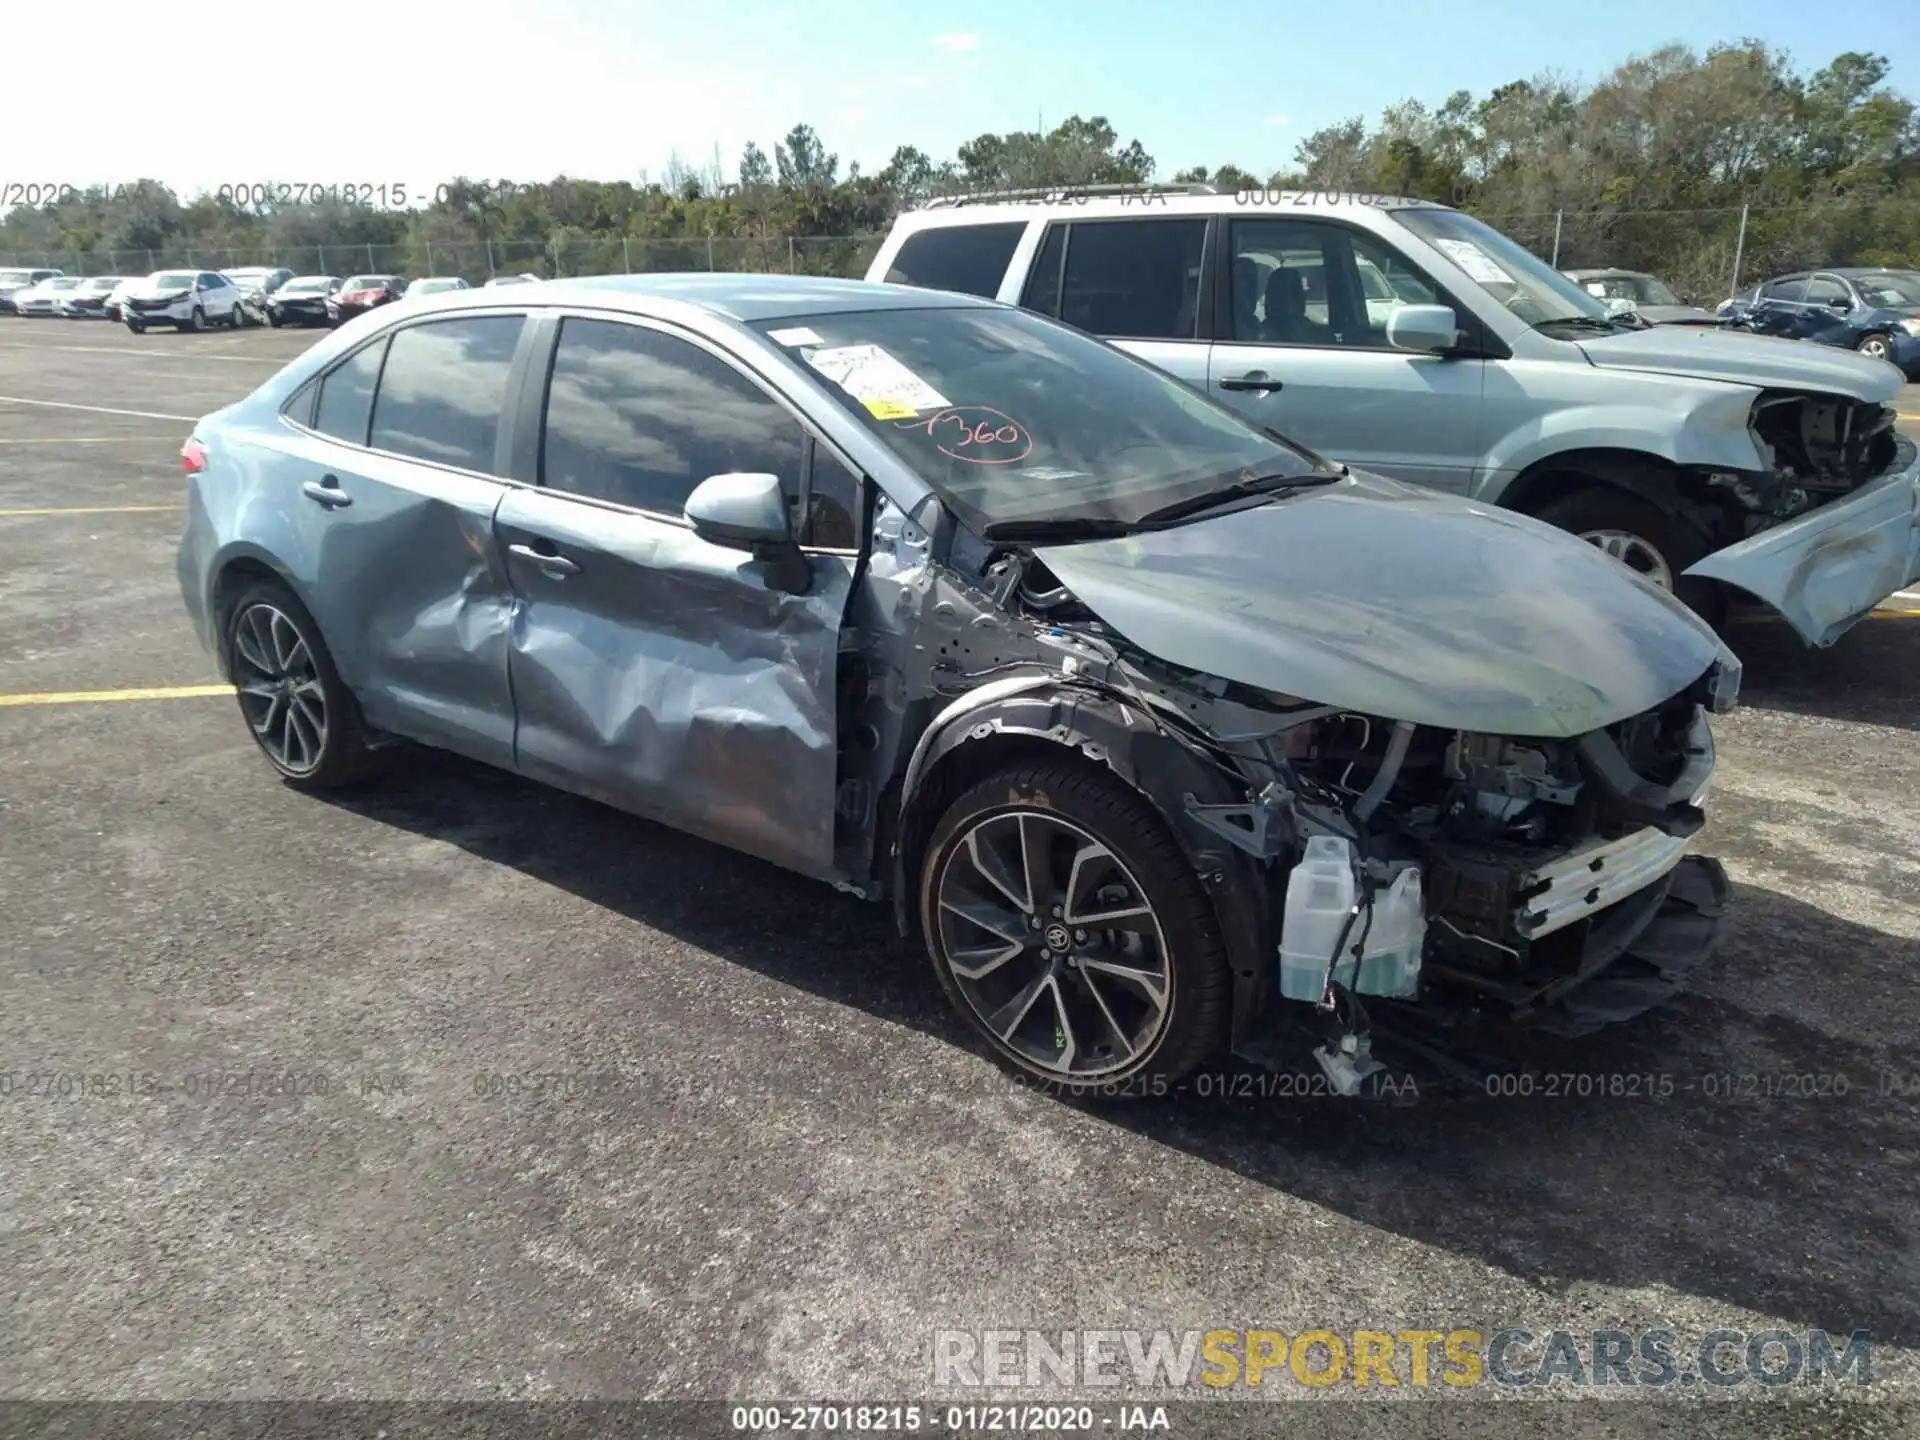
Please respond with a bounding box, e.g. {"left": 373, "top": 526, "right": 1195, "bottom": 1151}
{"left": 222, "top": 266, "right": 295, "bottom": 326}
{"left": 175, "top": 274, "right": 1743, "bottom": 1095}
{"left": 12, "top": 275, "right": 84, "bottom": 315}
{"left": 104, "top": 278, "right": 136, "bottom": 322}
{"left": 57, "top": 276, "right": 130, "bottom": 318}
{"left": 221, "top": 266, "right": 294, "bottom": 304}
{"left": 1562, "top": 268, "right": 1720, "bottom": 326}
{"left": 265, "top": 276, "right": 343, "bottom": 328}
{"left": 327, "top": 275, "right": 407, "bottom": 325}
{"left": 867, "top": 186, "right": 1920, "bottom": 647}
{"left": 1717, "top": 269, "right": 1920, "bottom": 376}
{"left": 123, "top": 270, "right": 246, "bottom": 333}
{"left": 484, "top": 273, "right": 541, "bottom": 287}
{"left": 404, "top": 276, "right": 471, "bottom": 297}
{"left": 0, "top": 267, "right": 64, "bottom": 313}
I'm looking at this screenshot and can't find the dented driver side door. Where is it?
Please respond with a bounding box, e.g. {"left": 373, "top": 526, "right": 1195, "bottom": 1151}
{"left": 494, "top": 311, "right": 856, "bottom": 881}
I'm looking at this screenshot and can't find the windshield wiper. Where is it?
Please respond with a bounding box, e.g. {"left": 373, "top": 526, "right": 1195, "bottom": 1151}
{"left": 1133, "top": 469, "right": 1340, "bottom": 527}
{"left": 978, "top": 516, "right": 1137, "bottom": 543}
{"left": 1534, "top": 314, "right": 1624, "bottom": 333}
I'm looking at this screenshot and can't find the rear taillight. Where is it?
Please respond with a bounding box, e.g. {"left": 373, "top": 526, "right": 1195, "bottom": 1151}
{"left": 181, "top": 438, "right": 208, "bottom": 475}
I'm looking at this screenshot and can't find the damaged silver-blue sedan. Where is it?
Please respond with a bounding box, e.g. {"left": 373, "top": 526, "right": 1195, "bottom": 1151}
{"left": 177, "top": 275, "right": 1742, "bottom": 1097}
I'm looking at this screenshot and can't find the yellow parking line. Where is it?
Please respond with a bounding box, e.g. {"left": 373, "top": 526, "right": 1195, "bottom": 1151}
{"left": 0, "top": 436, "right": 184, "bottom": 444}
{"left": 0, "top": 504, "right": 182, "bottom": 516}
{"left": 0, "top": 684, "right": 234, "bottom": 707}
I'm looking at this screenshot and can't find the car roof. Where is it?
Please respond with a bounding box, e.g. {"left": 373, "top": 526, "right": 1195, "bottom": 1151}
{"left": 431, "top": 272, "right": 995, "bottom": 322}
{"left": 887, "top": 187, "right": 1452, "bottom": 233}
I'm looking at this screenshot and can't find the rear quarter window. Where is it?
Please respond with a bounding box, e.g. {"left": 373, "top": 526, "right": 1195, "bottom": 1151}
{"left": 883, "top": 222, "right": 1026, "bottom": 299}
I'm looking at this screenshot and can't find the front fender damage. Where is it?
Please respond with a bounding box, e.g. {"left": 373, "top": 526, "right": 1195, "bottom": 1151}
{"left": 895, "top": 679, "right": 1276, "bottom": 1054}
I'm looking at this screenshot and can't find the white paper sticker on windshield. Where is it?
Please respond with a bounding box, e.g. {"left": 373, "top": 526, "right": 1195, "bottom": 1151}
{"left": 767, "top": 326, "right": 824, "bottom": 347}
{"left": 1434, "top": 238, "right": 1512, "bottom": 285}
{"left": 805, "top": 343, "right": 950, "bottom": 417}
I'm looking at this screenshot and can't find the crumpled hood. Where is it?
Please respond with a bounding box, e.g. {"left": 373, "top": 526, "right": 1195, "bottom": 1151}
{"left": 1575, "top": 326, "right": 1902, "bottom": 402}
{"left": 1035, "top": 471, "right": 1724, "bottom": 739}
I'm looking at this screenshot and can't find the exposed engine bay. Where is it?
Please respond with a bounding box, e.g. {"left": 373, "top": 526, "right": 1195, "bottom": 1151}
{"left": 864, "top": 506, "right": 1739, "bottom": 1097}
{"left": 1707, "top": 392, "right": 1906, "bottom": 531}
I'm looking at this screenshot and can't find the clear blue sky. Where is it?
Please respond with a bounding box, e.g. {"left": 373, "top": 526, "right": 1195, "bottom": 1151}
{"left": 4, "top": 0, "right": 1913, "bottom": 202}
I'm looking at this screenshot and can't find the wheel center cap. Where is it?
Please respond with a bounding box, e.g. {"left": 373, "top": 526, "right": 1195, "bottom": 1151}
{"left": 1043, "top": 923, "right": 1071, "bottom": 952}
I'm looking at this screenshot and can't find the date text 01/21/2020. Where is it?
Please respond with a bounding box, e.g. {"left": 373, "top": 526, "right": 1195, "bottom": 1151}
{"left": 728, "top": 1405, "right": 1171, "bottom": 1433}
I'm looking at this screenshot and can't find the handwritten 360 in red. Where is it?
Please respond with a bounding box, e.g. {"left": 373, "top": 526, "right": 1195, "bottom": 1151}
{"left": 896, "top": 406, "right": 1034, "bottom": 465}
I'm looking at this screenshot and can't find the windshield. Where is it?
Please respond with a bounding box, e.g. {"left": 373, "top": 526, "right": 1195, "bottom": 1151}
{"left": 0, "top": 270, "right": 30, "bottom": 285}
{"left": 412, "top": 278, "right": 460, "bottom": 291}
{"left": 44, "top": 277, "right": 79, "bottom": 290}
{"left": 151, "top": 272, "right": 195, "bottom": 288}
{"left": 282, "top": 278, "right": 330, "bottom": 293}
{"left": 758, "top": 305, "right": 1321, "bottom": 535}
{"left": 1855, "top": 272, "right": 1920, "bottom": 307}
{"left": 344, "top": 276, "right": 387, "bottom": 290}
{"left": 1575, "top": 273, "right": 1682, "bottom": 306}
{"left": 86, "top": 278, "right": 120, "bottom": 291}
{"left": 1397, "top": 210, "right": 1612, "bottom": 330}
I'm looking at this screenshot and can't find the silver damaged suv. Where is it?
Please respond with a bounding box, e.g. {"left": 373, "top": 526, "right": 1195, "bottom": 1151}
{"left": 868, "top": 185, "right": 1920, "bottom": 646}
{"left": 177, "top": 276, "right": 1739, "bottom": 1097}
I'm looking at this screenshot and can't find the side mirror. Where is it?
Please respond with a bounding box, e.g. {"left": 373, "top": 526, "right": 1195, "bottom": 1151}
{"left": 1826, "top": 295, "right": 1852, "bottom": 311}
{"left": 1386, "top": 303, "right": 1461, "bottom": 355}
{"left": 684, "top": 472, "right": 811, "bottom": 594}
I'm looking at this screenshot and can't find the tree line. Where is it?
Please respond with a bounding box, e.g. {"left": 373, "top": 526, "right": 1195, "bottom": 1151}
{"left": 2, "top": 42, "right": 1914, "bottom": 300}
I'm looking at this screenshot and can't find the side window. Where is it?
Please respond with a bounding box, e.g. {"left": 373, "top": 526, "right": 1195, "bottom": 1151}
{"left": 1055, "top": 218, "right": 1208, "bottom": 340}
{"left": 804, "top": 445, "right": 861, "bottom": 550}
{"left": 883, "top": 222, "right": 1025, "bottom": 299}
{"left": 1229, "top": 219, "right": 1447, "bottom": 349}
{"left": 312, "top": 339, "right": 387, "bottom": 445}
{"left": 368, "top": 315, "right": 524, "bottom": 472}
{"left": 540, "top": 317, "right": 804, "bottom": 519}
{"left": 1761, "top": 276, "right": 1807, "bottom": 302}
{"left": 1020, "top": 223, "right": 1068, "bottom": 315}
{"left": 1803, "top": 275, "right": 1849, "bottom": 306}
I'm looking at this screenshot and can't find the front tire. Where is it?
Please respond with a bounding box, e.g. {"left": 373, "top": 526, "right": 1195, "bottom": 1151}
{"left": 919, "top": 760, "right": 1231, "bottom": 1096}
{"left": 125, "top": 318, "right": 145, "bottom": 334}
{"left": 187, "top": 305, "right": 207, "bottom": 332}
{"left": 1533, "top": 486, "right": 1725, "bottom": 628}
{"left": 223, "top": 581, "right": 382, "bottom": 791}
{"left": 1857, "top": 333, "right": 1893, "bottom": 364}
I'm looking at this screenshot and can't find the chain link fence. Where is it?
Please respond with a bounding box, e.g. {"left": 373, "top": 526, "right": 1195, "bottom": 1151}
{"left": 1476, "top": 199, "right": 1920, "bottom": 305}
{"left": 6, "top": 201, "right": 1916, "bottom": 302}
{"left": 0, "top": 234, "right": 889, "bottom": 284}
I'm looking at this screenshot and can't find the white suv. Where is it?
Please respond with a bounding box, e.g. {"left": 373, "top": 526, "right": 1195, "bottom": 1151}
{"left": 866, "top": 185, "right": 1920, "bottom": 647}
{"left": 122, "top": 270, "right": 246, "bottom": 333}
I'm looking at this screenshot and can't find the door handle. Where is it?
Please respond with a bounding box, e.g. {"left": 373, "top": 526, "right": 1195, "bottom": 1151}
{"left": 301, "top": 477, "right": 352, "bottom": 508}
{"left": 508, "top": 542, "right": 581, "bottom": 577}
{"left": 1220, "top": 372, "right": 1285, "bottom": 393}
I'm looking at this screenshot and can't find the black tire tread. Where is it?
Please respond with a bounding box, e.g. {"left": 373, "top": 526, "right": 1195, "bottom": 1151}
{"left": 223, "top": 579, "right": 386, "bottom": 791}
{"left": 920, "top": 758, "right": 1232, "bottom": 1095}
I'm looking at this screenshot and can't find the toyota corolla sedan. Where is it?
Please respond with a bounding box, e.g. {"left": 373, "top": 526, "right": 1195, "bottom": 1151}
{"left": 176, "top": 276, "right": 1739, "bottom": 1098}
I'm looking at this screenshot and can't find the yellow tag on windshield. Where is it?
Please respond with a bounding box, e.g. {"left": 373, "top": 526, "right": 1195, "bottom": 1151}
{"left": 863, "top": 398, "right": 919, "bottom": 420}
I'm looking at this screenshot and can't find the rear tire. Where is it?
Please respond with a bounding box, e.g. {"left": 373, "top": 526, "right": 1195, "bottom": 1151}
{"left": 1532, "top": 485, "right": 1726, "bottom": 629}
{"left": 222, "top": 579, "right": 384, "bottom": 791}
{"left": 918, "top": 759, "right": 1231, "bottom": 1096}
